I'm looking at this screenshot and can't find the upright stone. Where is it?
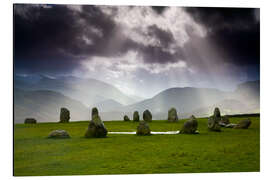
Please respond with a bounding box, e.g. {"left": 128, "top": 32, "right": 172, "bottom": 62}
{"left": 143, "top": 109, "right": 152, "bottom": 122}
{"left": 133, "top": 111, "right": 140, "bottom": 122}
{"left": 234, "top": 119, "right": 252, "bottom": 129}
{"left": 85, "top": 107, "right": 107, "bottom": 138}
{"left": 91, "top": 107, "right": 99, "bottom": 119}
{"left": 136, "top": 121, "right": 151, "bottom": 135}
{"left": 214, "top": 107, "right": 221, "bottom": 118}
{"left": 124, "top": 115, "right": 130, "bottom": 121}
{"left": 59, "top": 107, "right": 70, "bottom": 123}
{"left": 180, "top": 115, "right": 198, "bottom": 134}
{"left": 24, "top": 118, "right": 37, "bottom": 124}
{"left": 208, "top": 107, "right": 221, "bottom": 132}
{"left": 168, "top": 107, "right": 178, "bottom": 122}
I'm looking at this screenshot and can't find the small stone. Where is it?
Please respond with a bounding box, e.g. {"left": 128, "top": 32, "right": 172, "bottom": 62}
{"left": 136, "top": 121, "right": 151, "bottom": 135}
{"left": 24, "top": 118, "right": 37, "bottom": 124}
{"left": 180, "top": 115, "right": 198, "bottom": 134}
{"left": 234, "top": 119, "right": 252, "bottom": 129}
{"left": 124, "top": 115, "right": 130, "bottom": 121}
{"left": 48, "top": 130, "right": 70, "bottom": 139}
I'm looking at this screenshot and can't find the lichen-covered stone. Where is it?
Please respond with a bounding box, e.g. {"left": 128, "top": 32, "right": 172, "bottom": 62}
{"left": 143, "top": 109, "right": 152, "bottom": 122}
{"left": 59, "top": 107, "right": 70, "bottom": 123}
{"left": 234, "top": 119, "right": 252, "bottom": 129}
{"left": 168, "top": 108, "right": 178, "bottom": 122}
{"left": 124, "top": 115, "right": 130, "bottom": 121}
{"left": 24, "top": 118, "right": 37, "bottom": 124}
{"left": 180, "top": 115, "right": 198, "bottom": 134}
{"left": 133, "top": 111, "right": 140, "bottom": 122}
{"left": 136, "top": 121, "right": 151, "bottom": 135}
{"left": 85, "top": 107, "right": 107, "bottom": 138}
{"left": 48, "top": 130, "right": 70, "bottom": 139}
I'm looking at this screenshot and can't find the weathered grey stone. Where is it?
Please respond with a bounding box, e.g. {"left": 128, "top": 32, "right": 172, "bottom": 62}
{"left": 85, "top": 107, "right": 107, "bottom": 138}
{"left": 133, "top": 111, "right": 140, "bottom": 122}
{"left": 234, "top": 119, "right": 252, "bottom": 129}
{"left": 214, "top": 107, "right": 221, "bottom": 118}
{"left": 208, "top": 107, "right": 222, "bottom": 131}
{"left": 143, "top": 109, "right": 152, "bottom": 122}
{"left": 124, "top": 115, "right": 130, "bottom": 121}
{"left": 136, "top": 121, "right": 151, "bottom": 135}
{"left": 168, "top": 108, "right": 179, "bottom": 122}
{"left": 225, "top": 123, "right": 237, "bottom": 128}
{"left": 180, "top": 115, "right": 198, "bottom": 134}
{"left": 59, "top": 107, "right": 70, "bottom": 123}
{"left": 219, "top": 115, "right": 230, "bottom": 127}
{"left": 24, "top": 118, "right": 37, "bottom": 124}
{"left": 208, "top": 116, "right": 221, "bottom": 131}
{"left": 48, "top": 130, "right": 70, "bottom": 139}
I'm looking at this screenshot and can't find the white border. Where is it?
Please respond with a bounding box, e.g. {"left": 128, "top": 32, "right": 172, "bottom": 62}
{"left": 1, "top": 0, "right": 269, "bottom": 180}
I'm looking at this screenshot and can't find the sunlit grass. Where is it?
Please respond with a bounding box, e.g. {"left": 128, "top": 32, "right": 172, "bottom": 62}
{"left": 14, "top": 116, "right": 260, "bottom": 176}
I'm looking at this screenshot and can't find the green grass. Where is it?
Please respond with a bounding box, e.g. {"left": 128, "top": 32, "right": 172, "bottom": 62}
{"left": 14, "top": 117, "right": 260, "bottom": 176}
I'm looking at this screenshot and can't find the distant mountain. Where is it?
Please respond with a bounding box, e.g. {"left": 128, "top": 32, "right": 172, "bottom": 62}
{"left": 92, "top": 99, "right": 123, "bottom": 112}
{"left": 123, "top": 87, "right": 229, "bottom": 114}
{"left": 187, "top": 99, "right": 255, "bottom": 118}
{"left": 14, "top": 78, "right": 260, "bottom": 122}
{"left": 14, "top": 75, "right": 139, "bottom": 106}
{"left": 14, "top": 88, "right": 89, "bottom": 123}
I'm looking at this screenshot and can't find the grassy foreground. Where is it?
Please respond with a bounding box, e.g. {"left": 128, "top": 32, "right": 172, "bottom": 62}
{"left": 14, "top": 116, "right": 260, "bottom": 176}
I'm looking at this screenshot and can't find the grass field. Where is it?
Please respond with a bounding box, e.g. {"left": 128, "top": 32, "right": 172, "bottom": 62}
{"left": 14, "top": 116, "right": 260, "bottom": 176}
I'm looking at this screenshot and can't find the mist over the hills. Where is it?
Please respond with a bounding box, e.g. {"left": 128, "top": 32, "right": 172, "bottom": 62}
{"left": 14, "top": 75, "right": 259, "bottom": 123}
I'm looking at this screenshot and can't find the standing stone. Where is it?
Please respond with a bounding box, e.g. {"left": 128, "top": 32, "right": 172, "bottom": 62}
{"left": 24, "top": 118, "right": 37, "bottom": 124}
{"left": 208, "top": 107, "right": 221, "bottom": 131}
{"left": 124, "top": 115, "right": 130, "bottom": 121}
{"left": 85, "top": 107, "right": 107, "bottom": 138}
{"left": 168, "top": 108, "right": 179, "bottom": 122}
{"left": 214, "top": 107, "right": 221, "bottom": 118}
{"left": 234, "top": 119, "right": 252, "bottom": 129}
{"left": 180, "top": 115, "right": 198, "bottom": 134}
{"left": 59, "top": 107, "right": 70, "bottom": 123}
{"left": 133, "top": 111, "right": 140, "bottom": 122}
{"left": 48, "top": 130, "right": 70, "bottom": 139}
{"left": 143, "top": 109, "right": 152, "bottom": 122}
{"left": 136, "top": 121, "right": 151, "bottom": 135}
{"left": 91, "top": 107, "right": 99, "bottom": 119}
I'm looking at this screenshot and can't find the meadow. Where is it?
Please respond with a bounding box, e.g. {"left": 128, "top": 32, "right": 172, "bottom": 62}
{"left": 14, "top": 116, "right": 260, "bottom": 176}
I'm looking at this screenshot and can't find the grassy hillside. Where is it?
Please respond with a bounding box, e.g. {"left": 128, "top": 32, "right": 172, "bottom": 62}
{"left": 14, "top": 117, "right": 260, "bottom": 176}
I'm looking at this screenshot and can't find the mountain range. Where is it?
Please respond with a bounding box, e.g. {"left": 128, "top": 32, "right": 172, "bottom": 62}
{"left": 14, "top": 75, "right": 260, "bottom": 123}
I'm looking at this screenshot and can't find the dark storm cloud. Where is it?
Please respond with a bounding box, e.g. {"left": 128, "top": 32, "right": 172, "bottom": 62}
{"left": 184, "top": 7, "right": 260, "bottom": 66}
{"left": 14, "top": 4, "right": 179, "bottom": 74}
{"left": 147, "top": 25, "right": 174, "bottom": 48}
{"left": 151, "top": 6, "right": 167, "bottom": 14}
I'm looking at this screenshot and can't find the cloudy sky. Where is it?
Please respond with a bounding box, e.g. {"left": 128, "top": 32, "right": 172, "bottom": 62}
{"left": 14, "top": 4, "right": 260, "bottom": 98}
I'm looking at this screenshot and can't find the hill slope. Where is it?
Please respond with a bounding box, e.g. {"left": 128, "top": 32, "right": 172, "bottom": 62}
{"left": 14, "top": 75, "right": 139, "bottom": 106}
{"left": 14, "top": 88, "right": 90, "bottom": 123}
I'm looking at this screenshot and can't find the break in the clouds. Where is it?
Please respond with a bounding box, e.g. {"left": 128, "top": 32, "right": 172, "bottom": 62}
{"left": 14, "top": 4, "right": 260, "bottom": 97}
